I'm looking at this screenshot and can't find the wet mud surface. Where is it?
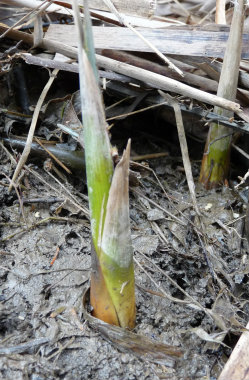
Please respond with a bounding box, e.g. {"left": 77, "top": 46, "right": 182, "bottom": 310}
{"left": 1, "top": 124, "right": 249, "bottom": 380}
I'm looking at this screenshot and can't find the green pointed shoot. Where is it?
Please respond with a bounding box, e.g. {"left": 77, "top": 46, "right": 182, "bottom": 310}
{"left": 72, "top": 0, "right": 135, "bottom": 328}
{"left": 199, "top": 0, "right": 245, "bottom": 189}
{"left": 100, "top": 140, "right": 135, "bottom": 328}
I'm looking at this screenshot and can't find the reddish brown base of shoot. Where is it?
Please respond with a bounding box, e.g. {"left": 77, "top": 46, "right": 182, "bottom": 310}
{"left": 90, "top": 257, "right": 136, "bottom": 328}
{"left": 90, "top": 247, "right": 119, "bottom": 326}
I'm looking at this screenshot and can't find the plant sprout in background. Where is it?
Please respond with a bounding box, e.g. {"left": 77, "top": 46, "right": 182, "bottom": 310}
{"left": 199, "top": 0, "right": 245, "bottom": 189}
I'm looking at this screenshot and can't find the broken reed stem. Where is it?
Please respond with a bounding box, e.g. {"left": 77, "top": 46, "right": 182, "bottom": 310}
{"left": 101, "top": 49, "right": 218, "bottom": 92}
{"left": 95, "top": 54, "right": 241, "bottom": 115}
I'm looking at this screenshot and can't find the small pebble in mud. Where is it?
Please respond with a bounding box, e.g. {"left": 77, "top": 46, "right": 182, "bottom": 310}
{"left": 204, "top": 203, "right": 212, "bottom": 211}
{"left": 147, "top": 208, "right": 165, "bottom": 221}
{"left": 234, "top": 273, "right": 244, "bottom": 284}
{"left": 121, "top": 353, "right": 130, "bottom": 364}
{"left": 233, "top": 212, "right": 240, "bottom": 219}
{"left": 132, "top": 235, "right": 159, "bottom": 255}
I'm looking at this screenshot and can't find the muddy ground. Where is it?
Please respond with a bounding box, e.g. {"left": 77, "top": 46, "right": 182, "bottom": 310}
{"left": 0, "top": 65, "right": 249, "bottom": 380}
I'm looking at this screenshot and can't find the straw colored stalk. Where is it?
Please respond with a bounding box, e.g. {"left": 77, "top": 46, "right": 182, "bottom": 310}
{"left": 199, "top": 0, "right": 245, "bottom": 189}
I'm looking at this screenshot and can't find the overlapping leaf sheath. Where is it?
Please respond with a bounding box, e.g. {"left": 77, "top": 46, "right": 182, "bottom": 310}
{"left": 99, "top": 141, "right": 135, "bottom": 328}
{"left": 91, "top": 142, "right": 136, "bottom": 328}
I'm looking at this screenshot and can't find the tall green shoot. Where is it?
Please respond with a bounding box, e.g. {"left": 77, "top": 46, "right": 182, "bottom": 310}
{"left": 72, "top": 0, "right": 136, "bottom": 328}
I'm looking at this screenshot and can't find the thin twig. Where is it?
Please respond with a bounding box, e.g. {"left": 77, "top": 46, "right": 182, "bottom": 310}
{"left": 9, "top": 68, "right": 59, "bottom": 191}
{"left": 0, "top": 172, "right": 27, "bottom": 224}
{"left": 44, "top": 169, "right": 89, "bottom": 214}
{"left": 102, "top": 0, "right": 183, "bottom": 76}
{"left": 133, "top": 188, "right": 185, "bottom": 226}
{"left": 106, "top": 101, "right": 168, "bottom": 121}
{"left": 159, "top": 91, "right": 199, "bottom": 215}
{"left": 234, "top": 168, "right": 249, "bottom": 189}
{"left": 46, "top": 337, "right": 75, "bottom": 361}
{"left": 156, "top": 94, "right": 219, "bottom": 279}
{"left": 0, "top": 216, "right": 86, "bottom": 242}
{"left": 204, "top": 131, "right": 234, "bottom": 155}
{"left": 34, "top": 137, "right": 72, "bottom": 174}
{"left": 134, "top": 257, "right": 189, "bottom": 305}
{"left": 136, "top": 251, "right": 206, "bottom": 312}
{"left": 1, "top": 140, "right": 89, "bottom": 217}
{"left": 232, "top": 143, "right": 249, "bottom": 164}
{"left": 0, "top": 0, "right": 51, "bottom": 39}
{"left": 0, "top": 338, "right": 50, "bottom": 355}
{"left": 131, "top": 152, "right": 169, "bottom": 161}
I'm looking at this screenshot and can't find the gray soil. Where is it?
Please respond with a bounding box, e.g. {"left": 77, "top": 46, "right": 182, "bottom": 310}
{"left": 0, "top": 67, "right": 249, "bottom": 380}
{"left": 1, "top": 137, "right": 248, "bottom": 380}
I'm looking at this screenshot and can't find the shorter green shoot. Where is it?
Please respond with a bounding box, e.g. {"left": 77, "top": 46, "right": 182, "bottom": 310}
{"left": 199, "top": 0, "right": 245, "bottom": 189}
{"left": 199, "top": 120, "right": 232, "bottom": 189}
